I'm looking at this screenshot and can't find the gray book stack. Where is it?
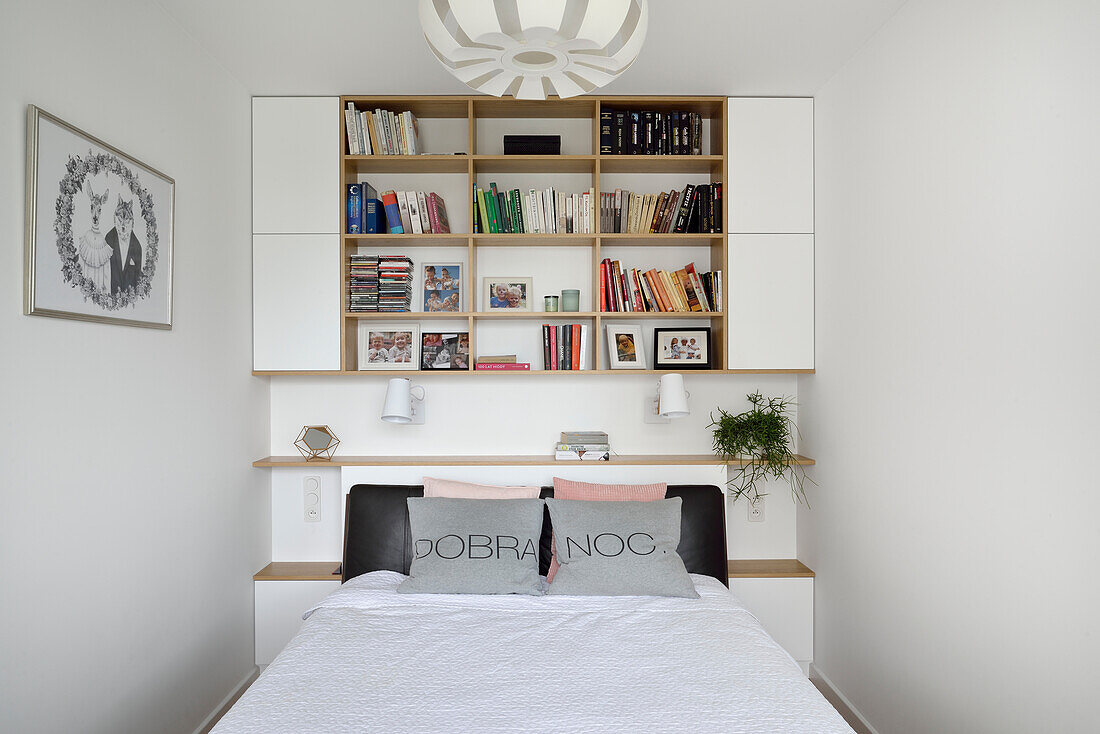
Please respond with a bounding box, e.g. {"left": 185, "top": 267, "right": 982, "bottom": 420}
{"left": 556, "top": 431, "right": 610, "bottom": 461}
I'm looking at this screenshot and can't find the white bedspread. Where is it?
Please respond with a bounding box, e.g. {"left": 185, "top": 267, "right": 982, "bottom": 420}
{"left": 214, "top": 571, "right": 852, "bottom": 733}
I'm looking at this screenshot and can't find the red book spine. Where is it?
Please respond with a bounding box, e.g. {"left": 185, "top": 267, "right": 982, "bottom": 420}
{"left": 599, "top": 261, "right": 607, "bottom": 311}
{"left": 549, "top": 327, "right": 557, "bottom": 370}
{"left": 475, "top": 362, "right": 531, "bottom": 370}
{"left": 426, "top": 194, "right": 442, "bottom": 233}
{"left": 571, "top": 324, "right": 581, "bottom": 371}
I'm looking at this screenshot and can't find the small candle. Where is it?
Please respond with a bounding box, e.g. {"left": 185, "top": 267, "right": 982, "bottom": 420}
{"left": 544, "top": 295, "right": 559, "bottom": 312}
{"left": 561, "top": 289, "right": 580, "bottom": 312}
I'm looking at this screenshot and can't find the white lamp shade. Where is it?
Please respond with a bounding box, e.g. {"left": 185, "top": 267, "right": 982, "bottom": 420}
{"left": 381, "top": 378, "right": 425, "bottom": 424}
{"left": 657, "top": 373, "right": 689, "bottom": 418}
{"left": 419, "top": 0, "right": 649, "bottom": 100}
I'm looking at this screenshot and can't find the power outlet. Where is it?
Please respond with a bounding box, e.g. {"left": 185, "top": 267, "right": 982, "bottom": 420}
{"left": 642, "top": 396, "right": 670, "bottom": 424}
{"left": 303, "top": 476, "right": 321, "bottom": 523}
{"left": 747, "top": 496, "right": 765, "bottom": 523}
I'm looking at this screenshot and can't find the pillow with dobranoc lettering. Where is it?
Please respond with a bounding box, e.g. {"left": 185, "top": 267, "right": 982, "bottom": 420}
{"left": 398, "top": 497, "right": 545, "bottom": 595}
{"left": 545, "top": 497, "right": 698, "bottom": 598}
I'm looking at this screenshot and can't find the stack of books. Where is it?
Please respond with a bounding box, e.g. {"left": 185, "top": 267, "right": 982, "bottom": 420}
{"left": 542, "top": 324, "right": 589, "bottom": 371}
{"left": 474, "top": 183, "right": 595, "bottom": 234}
{"left": 600, "top": 109, "right": 703, "bottom": 156}
{"left": 475, "top": 355, "right": 530, "bottom": 371}
{"left": 598, "top": 184, "right": 721, "bottom": 234}
{"left": 347, "top": 255, "right": 379, "bottom": 312}
{"left": 556, "top": 431, "right": 610, "bottom": 461}
{"left": 344, "top": 103, "right": 421, "bottom": 155}
{"left": 360, "top": 189, "right": 449, "bottom": 235}
{"left": 601, "top": 259, "right": 721, "bottom": 313}
{"left": 377, "top": 255, "right": 413, "bottom": 312}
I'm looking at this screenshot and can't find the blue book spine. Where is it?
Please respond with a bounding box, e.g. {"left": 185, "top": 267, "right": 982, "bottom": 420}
{"left": 364, "top": 199, "right": 384, "bottom": 234}
{"left": 346, "top": 184, "right": 362, "bottom": 234}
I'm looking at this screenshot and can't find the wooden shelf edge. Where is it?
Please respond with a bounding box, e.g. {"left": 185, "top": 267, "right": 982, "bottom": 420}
{"left": 253, "top": 453, "right": 815, "bottom": 468}
{"left": 253, "top": 369, "right": 816, "bottom": 376}
{"left": 727, "top": 559, "right": 815, "bottom": 579}
{"left": 254, "top": 562, "right": 342, "bottom": 581}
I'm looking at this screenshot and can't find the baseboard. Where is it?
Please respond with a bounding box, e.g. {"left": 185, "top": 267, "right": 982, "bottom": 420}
{"left": 809, "top": 663, "right": 880, "bottom": 734}
{"left": 192, "top": 666, "right": 260, "bottom": 734}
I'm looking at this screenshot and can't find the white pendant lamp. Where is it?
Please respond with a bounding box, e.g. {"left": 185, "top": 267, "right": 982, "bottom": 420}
{"left": 656, "top": 373, "right": 690, "bottom": 419}
{"left": 418, "top": 0, "right": 649, "bottom": 100}
{"left": 381, "top": 378, "right": 427, "bottom": 424}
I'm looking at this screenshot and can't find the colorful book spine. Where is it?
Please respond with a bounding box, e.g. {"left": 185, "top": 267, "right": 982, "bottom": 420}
{"left": 380, "top": 190, "right": 403, "bottom": 234}
{"left": 475, "top": 362, "right": 531, "bottom": 370}
{"left": 364, "top": 198, "right": 383, "bottom": 234}
{"left": 346, "top": 184, "right": 362, "bottom": 234}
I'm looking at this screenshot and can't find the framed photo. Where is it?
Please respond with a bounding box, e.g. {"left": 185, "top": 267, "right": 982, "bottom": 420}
{"left": 358, "top": 323, "right": 420, "bottom": 370}
{"left": 483, "top": 277, "right": 532, "bottom": 311}
{"left": 421, "top": 332, "right": 470, "bottom": 370}
{"left": 24, "top": 106, "right": 174, "bottom": 329}
{"left": 606, "top": 324, "right": 646, "bottom": 369}
{"left": 422, "top": 263, "right": 462, "bottom": 313}
{"left": 653, "top": 327, "right": 712, "bottom": 370}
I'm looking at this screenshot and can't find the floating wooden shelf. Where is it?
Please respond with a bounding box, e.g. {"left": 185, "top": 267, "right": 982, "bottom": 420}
{"left": 252, "top": 368, "right": 815, "bottom": 377}
{"left": 473, "top": 154, "right": 596, "bottom": 173}
{"left": 253, "top": 453, "right": 815, "bottom": 468}
{"left": 727, "top": 559, "right": 815, "bottom": 578}
{"left": 254, "top": 562, "right": 342, "bottom": 581}
{"left": 343, "top": 154, "right": 469, "bottom": 174}
{"left": 599, "top": 154, "right": 724, "bottom": 174}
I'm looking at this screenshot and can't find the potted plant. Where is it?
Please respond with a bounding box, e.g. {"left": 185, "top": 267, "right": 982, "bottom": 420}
{"left": 708, "top": 392, "right": 811, "bottom": 504}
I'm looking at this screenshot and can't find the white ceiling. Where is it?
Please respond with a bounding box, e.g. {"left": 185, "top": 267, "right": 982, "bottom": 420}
{"left": 157, "top": 0, "right": 907, "bottom": 96}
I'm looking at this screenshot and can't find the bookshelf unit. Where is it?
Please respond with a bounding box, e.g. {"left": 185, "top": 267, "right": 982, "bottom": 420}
{"left": 258, "top": 94, "right": 795, "bottom": 377}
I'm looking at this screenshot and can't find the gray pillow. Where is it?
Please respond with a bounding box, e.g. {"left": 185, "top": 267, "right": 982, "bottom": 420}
{"left": 398, "top": 497, "right": 545, "bottom": 595}
{"left": 545, "top": 497, "right": 699, "bottom": 598}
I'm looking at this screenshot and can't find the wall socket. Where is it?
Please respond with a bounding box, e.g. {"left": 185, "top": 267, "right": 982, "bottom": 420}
{"left": 747, "top": 496, "right": 765, "bottom": 523}
{"left": 303, "top": 476, "right": 321, "bottom": 523}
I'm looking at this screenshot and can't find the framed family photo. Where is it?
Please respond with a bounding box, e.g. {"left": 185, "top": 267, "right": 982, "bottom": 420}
{"left": 483, "top": 277, "right": 532, "bottom": 311}
{"left": 358, "top": 323, "right": 420, "bottom": 370}
{"left": 653, "top": 327, "right": 712, "bottom": 370}
{"left": 422, "top": 263, "right": 462, "bottom": 313}
{"left": 421, "top": 332, "right": 470, "bottom": 370}
{"left": 606, "top": 324, "right": 646, "bottom": 369}
{"left": 24, "top": 106, "right": 174, "bottom": 329}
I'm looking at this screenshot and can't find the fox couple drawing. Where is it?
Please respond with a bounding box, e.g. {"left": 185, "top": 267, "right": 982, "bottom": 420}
{"left": 78, "top": 178, "right": 141, "bottom": 296}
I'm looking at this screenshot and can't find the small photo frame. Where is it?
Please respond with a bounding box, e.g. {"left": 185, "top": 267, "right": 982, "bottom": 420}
{"left": 653, "top": 327, "right": 712, "bottom": 370}
{"left": 483, "top": 277, "right": 532, "bottom": 311}
{"left": 422, "top": 263, "right": 462, "bottom": 313}
{"left": 358, "top": 323, "right": 420, "bottom": 370}
{"left": 421, "top": 332, "right": 470, "bottom": 370}
{"left": 606, "top": 324, "right": 646, "bottom": 369}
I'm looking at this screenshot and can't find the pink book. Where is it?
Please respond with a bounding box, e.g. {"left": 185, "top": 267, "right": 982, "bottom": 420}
{"left": 475, "top": 362, "right": 531, "bottom": 370}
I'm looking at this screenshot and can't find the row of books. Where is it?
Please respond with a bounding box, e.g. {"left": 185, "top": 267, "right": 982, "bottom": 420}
{"left": 348, "top": 254, "right": 413, "bottom": 312}
{"left": 600, "top": 109, "right": 703, "bottom": 156}
{"left": 600, "top": 183, "right": 722, "bottom": 234}
{"left": 474, "top": 184, "right": 596, "bottom": 234}
{"left": 556, "top": 430, "right": 610, "bottom": 461}
{"left": 344, "top": 104, "right": 420, "bottom": 155}
{"left": 601, "top": 259, "right": 722, "bottom": 313}
{"left": 542, "top": 324, "right": 589, "bottom": 371}
{"left": 347, "top": 182, "right": 451, "bottom": 235}
{"left": 474, "top": 354, "right": 531, "bottom": 371}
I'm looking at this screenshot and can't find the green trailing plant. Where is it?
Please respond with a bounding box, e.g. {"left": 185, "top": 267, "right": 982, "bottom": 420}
{"left": 708, "top": 392, "right": 812, "bottom": 505}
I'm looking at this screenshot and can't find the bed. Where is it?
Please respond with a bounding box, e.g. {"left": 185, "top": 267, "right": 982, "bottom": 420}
{"left": 213, "top": 484, "right": 853, "bottom": 733}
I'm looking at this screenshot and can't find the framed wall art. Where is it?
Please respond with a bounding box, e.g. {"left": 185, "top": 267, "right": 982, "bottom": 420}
{"left": 606, "top": 324, "right": 646, "bottom": 369}
{"left": 653, "top": 327, "right": 712, "bottom": 370}
{"left": 24, "top": 106, "right": 175, "bottom": 329}
{"left": 358, "top": 323, "right": 420, "bottom": 370}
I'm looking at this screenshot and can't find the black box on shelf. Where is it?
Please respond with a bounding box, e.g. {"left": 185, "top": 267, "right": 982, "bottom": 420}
{"left": 503, "top": 135, "right": 562, "bottom": 155}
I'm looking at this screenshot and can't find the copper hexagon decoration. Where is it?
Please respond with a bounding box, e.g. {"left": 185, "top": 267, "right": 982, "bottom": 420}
{"left": 294, "top": 425, "right": 341, "bottom": 461}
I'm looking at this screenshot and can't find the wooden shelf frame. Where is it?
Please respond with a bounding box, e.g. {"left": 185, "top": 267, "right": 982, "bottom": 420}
{"left": 727, "top": 559, "right": 815, "bottom": 578}
{"left": 253, "top": 453, "right": 815, "bottom": 468}
{"left": 336, "top": 95, "right": 730, "bottom": 376}
{"left": 254, "top": 562, "right": 342, "bottom": 581}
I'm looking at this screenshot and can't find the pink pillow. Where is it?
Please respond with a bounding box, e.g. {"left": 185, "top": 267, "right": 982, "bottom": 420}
{"left": 422, "top": 476, "right": 541, "bottom": 499}
{"left": 547, "top": 477, "right": 667, "bottom": 581}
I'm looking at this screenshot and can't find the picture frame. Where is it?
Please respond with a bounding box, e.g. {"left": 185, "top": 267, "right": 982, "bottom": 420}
{"left": 24, "top": 105, "right": 175, "bottom": 329}
{"left": 606, "top": 324, "right": 646, "bottom": 369}
{"left": 653, "top": 327, "right": 712, "bottom": 370}
{"left": 358, "top": 323, "right": 420, "bottom": 370}
{"left": 421, "top": 332, "right": 470, "bottom": 370}
{"left": 421, "top": 262, "right": 463, "bottom": 313}
{"left": 483, "top": 277, "right": 533, "bottom": 311}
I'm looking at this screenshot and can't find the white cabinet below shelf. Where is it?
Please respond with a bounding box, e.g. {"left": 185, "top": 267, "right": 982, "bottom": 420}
{"left": 255, "top": 579, "right": 340, "bottom": 666}
{"left": 730, "top": 576, "right": 814, "bottom": 672}
{"left": 728, "top": 234, "right": 814, "bottom": 370}
{"left": 253, "top": 234, "right": 340, "bottom": 372}
{"left": 252, "top": 96, "right": 339, "bottom": 235}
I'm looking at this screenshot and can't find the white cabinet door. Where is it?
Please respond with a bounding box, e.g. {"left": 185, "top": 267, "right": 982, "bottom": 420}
{"left": 253, "top": 97, "right": 339, "bottom": 235}
{"left": 728, "top": 98, "right": 813, "bottom": 234}
{"left": 730, "top": 577, "right": 814, "bottom": 669}
{"left": 255, "top": 580, "right": 340, "bottom": 665}
{"left": 253, "top": 234, "right": 340, "bottom": 371}
{"left": 728, "top": 234, "right": 814, "bottom": 370}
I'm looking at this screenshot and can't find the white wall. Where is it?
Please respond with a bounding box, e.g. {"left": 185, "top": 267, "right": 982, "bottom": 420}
{"left": 801, "top": 1, "right": 1100, "bottom": 732}
{"left": 0, "top": 2, "right": 268, "bottom": 733}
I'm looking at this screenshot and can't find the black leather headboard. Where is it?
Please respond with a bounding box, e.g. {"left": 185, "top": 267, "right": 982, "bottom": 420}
{"left": 342, "top": 484, "right": 728, "bottom": 587}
